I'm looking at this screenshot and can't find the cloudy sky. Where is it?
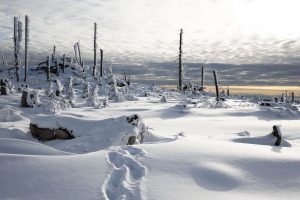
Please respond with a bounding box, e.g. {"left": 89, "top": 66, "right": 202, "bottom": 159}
{"left": 1, "top": 0, "right": 300, "bottom": 85}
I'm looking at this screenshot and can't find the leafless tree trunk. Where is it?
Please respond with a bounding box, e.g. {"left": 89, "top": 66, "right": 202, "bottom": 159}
{"left": 24, "top": 15, "right": 29, "bottom": 82}
{"left": 178, "top": 29, "right": 183, "bottom": 90}
{"left": 100, "top": 49, "right": 103, "bottom": 77}
{"left": 93, "top": 23, "right": 97, "bottom": 76}
{"left": 213, "top": 70, "right": 219, "bottom": 102}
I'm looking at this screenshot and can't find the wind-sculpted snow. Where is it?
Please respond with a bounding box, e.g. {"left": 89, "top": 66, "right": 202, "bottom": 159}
{"left": 0, "top": 105, "right": 23, "bottom": 122}
{"left": 0, "top": 138, "right": 70, "bottom": 155}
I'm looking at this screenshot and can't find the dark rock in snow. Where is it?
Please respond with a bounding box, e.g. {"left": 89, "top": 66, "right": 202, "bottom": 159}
{"left": 30, "top": 123, "right": 74, "bottom": 141}
{"left": 127, "top": 136, "right": 136, "bottom": 145}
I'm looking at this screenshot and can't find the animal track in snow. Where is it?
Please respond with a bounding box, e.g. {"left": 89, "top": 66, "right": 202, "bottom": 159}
{"left": 101, "top": 146, "right": 146, "bottom": 200}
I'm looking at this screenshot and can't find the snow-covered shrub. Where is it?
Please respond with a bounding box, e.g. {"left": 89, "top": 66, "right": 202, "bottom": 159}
{"left": 87, "top": 85, "right": 100, "bottom": 108}
{"left": 82, "top": 70, "right": 87, "bottom": 81}
{"left": 125, "top": 114, "right": 149, "bottom": 144}
{"left": 21, "top": 88, "right": 40, "bottom": 107}
{"left": 124, "top": 94, "right": 138, "bottom": 101}
{"left": 160, "top": 95, "right": 167, "bottom": 103}
{"left": 109, "top": 75, "right": 124, "bottom": 102}
{"left": 4, "top": 79, "right": 15, "bottom": 94}
{"left": 55, "top": 79, "right": 63, "bottom": 96}
{"left": 82, "top": 81, "right": 89, "bottom": 98}
{"left": 43, "top": 100, "right": 61, "bottom": 114}
{"left": 59, "top": 97, "right": 72, "bottom": 110}
{"left": 45, "top": 82, "right": 53, "bottom": 96}
{"left": 0, "top": 79, "right": 15, "bottom": 95}
{"left": 66, "top": 76, "right": 75, "bottom": 100}
{"left": 102, "top": 97, "right": 108, "bottom": 107}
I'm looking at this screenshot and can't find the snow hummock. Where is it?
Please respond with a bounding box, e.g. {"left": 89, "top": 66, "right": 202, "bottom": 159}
{"left": 0, "top": 105, "right": 23, "bottom": 122}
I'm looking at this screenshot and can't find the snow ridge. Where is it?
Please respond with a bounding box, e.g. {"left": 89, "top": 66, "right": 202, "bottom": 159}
{"left": 101, "top": 146, "right": 146, "bottom": 200}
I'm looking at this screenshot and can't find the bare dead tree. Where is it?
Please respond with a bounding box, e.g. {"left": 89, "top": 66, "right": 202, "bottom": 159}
{"left": 13, "top": 17, "right": 22, "bottom": 82}
{"left": 201, "top": 66, "right": 204, "bottom": 90}
{"left": 77, "top": 42, "right": 82, "bottom": 68}
{"left": 24, "top": 15, "right": 29, "bottom": 82}
{"left": 1, "top": 52, "right": 5, "bottom": 66}
{"left": 213, "top": 70, "right": 220, "bottom": 102}
{"left": 100, "top": 49, "right": 103, "bottom": 77}
{"left": 74, "top": 43, "right": 78, "bottom": 64}
{"left": 62, "top": 54, "right": 66, "bottom": 73}
{"left": 47, "top": 56, "right": 50, "bottom": 81}
{"left": 178, "top": 29, "right": 183, "bottom": 90}
{"left": 52, "top": 45, "right": 56, "bottom": 62}
{"left": 93, "top": 23, "right": 97, "bottom": 76}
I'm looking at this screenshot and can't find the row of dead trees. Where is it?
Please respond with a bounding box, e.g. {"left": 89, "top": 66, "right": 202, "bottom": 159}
{"left": 5, "top": 16, "right": 107, "bottom": 83}
{"left": 177, "top": 29, "right": 221, "bottom": 101}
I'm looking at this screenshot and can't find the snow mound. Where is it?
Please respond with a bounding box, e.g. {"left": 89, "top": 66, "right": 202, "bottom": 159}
{"left": 232, "top": 132, "right": 291, "bottom": 147}
{"left": 30, "top": 114, "right": 150, "bottom": 153}
{"left": 0, "top": 138, "right": 70, "bottom": 155}
{"left": 0, "top": 105, "right": 23, "bottom": 122}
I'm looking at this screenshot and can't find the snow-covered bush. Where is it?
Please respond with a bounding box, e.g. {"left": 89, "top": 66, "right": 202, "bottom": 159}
{"left": 125, "top": 114, "right": 149, "bottom": 144}
{"left": 59, "top": 97, "right": 72, "bottom": 110}
{"left": 87, "top": 85, "right": 100, "bottom": 108}
{"left": 109, "top": 74, "right": 124, "bottom": 102}
{"left": 45, "top": 82, "right": 53, "bottom": 96}
{"left": 21, "top": 88, "right": 41, "bottom": 108}
{"left": 102, "top": 97, "right": 108, "bottom": 107}
{"left": 0, "top": 79, "right": 15, "bottom": 95}
{"left": 66, "top": 76, "right": 75, "bottom": 100}
{"left": 82, "top": 81, "right": 89, "bottom": 98}
{"left": 160, "top": 95, "right": 167, "bottom": 103}
{"left": 55, "top": 79, "right": 63, "bottom": 97}
{"left": 5, "top": 79, "right": 15, "bottom": 94}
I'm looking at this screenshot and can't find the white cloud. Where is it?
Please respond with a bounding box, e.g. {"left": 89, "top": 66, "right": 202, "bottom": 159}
{"left": 1, "top": 0, "right": 300, "bottom": 64}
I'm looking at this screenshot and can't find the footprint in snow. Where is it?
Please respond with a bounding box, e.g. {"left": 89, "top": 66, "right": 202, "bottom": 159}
{"left": 101, "top": 146, "right": 146, "bottom": 200}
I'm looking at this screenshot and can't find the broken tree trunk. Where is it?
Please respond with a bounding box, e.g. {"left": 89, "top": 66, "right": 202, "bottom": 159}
{"left": 52, "top": 45, "right": 56, "bottom": 62}
{"left": 100, "top": 49, "right": 103, "bottom": 78}
{"left": 46, "top": 56, "right": 50, "bottom": 81}
{"left": 62, "top": 54, "right": 66, "bottom": 73}
{"left": 213, "top": 70, "right": 220, "bottom": 102}
{"left": 272, "top": 125, "right": 282, "bottom": 146}
{"left": 13, "top": 17, "right": 20, "bottom": 82}
{"left": 178, "top": 29, "right": 183, "bottom": 90}
{"left": 74, "top": 43, "right": 78, "bottom": 64}
{"left": 24, "top": 15, "right": 29, "bottom": 82}
{"left": 93, "top": 22, "right": 97, "bottom": 76}
{"left": 291, "top": 92, "right": 295, "bottom": 103}
{"left": 201, "top": 66, "right": 204, "bottom": 90}
{"left": 77, "top": 42, "right": 82, "bottom": 68}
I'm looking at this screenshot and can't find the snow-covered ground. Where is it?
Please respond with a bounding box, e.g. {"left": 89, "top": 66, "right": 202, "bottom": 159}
{"left": 1, "top": 66, "right": 300, "bottom": 200}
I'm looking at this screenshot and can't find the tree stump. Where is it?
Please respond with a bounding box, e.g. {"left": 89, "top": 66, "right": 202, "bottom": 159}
{"left": 272, "top": 125, "right": 282, "bottom": 146}
{"left": 21, "top": 91, "right": 30, "bottom": 107}
{"left": 0, "top": 79, "right": 8, "bottom": 95}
